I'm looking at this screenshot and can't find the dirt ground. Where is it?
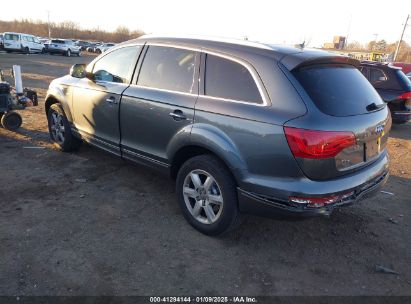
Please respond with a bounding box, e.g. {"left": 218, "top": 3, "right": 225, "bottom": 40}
{"left": 0, "top": 52, "right": 410, "bottom": 296}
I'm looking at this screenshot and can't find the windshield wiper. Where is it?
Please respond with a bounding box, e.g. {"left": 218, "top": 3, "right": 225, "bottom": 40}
{"left": 366, "top": 102, "right": 385, "bottom": 112}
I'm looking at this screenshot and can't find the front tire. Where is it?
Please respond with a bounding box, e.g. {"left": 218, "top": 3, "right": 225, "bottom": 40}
{"left": 176, "top": 155, "right": 241, "bottom": 236}
{"left": 47, "top": 103, "right": 81, "bottom": 152}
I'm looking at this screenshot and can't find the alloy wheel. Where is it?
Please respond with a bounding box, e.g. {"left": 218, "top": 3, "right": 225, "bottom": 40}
{"left": 50, "top": 112, "right": 65, "bottom": 144}
{"left": 182, "top": 169, "right": 224, "bottom": 224}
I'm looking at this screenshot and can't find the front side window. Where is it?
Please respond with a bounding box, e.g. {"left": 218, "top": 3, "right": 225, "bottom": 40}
{"left": 204, "top": 54, "right": 263, "bottom": 104}
{"left": 137, "top": 46, "right": 198, "bottom": 94}
{"left": 92, "top": 46, "right": 141, "bottom": 84}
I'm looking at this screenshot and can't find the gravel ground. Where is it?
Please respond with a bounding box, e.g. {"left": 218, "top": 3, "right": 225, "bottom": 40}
{"left": 0, "top": 52, "right": 410, "bottom": 296}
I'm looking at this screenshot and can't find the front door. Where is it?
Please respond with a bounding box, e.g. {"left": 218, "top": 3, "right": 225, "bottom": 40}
{"left": 72, "top": 45, "right": 142, "bottom": 156}
{"left": 120, "top": 45, "right": 200, "bottom": 167}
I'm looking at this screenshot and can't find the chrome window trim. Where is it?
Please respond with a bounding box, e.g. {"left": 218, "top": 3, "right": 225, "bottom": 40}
{"left": 140, "top": 42, "right": 270, "bottom": 107}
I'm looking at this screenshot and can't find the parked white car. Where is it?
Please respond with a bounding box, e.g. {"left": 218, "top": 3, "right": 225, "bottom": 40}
{"left": 3, "top": 32, "right": 45, "bottom": 54}
{"left": 96, "top": 43, "right": 116, "bottom": 54}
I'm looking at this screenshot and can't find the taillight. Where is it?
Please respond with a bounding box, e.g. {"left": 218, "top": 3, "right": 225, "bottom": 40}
{"left": 284, "top": 127, "right": 356, "bottom": 159}
{"left": 398, "top": 92, "right": 411, "bottom": 100}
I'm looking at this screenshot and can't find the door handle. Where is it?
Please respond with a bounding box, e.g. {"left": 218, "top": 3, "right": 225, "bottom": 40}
{"left": 105, "top": 97, "right": 118, "bottom": 104}
{"left": 169, "top": 110, "right": 187, "bottom": 121}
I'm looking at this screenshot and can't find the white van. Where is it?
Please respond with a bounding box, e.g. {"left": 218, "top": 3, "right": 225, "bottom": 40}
{"left": 3, "top": 32, "right": 45, "bottom": 54}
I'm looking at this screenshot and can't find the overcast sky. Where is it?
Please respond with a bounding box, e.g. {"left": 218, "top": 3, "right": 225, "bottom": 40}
{"left": 4, "top": 0, "right": 411, "bottom": 47}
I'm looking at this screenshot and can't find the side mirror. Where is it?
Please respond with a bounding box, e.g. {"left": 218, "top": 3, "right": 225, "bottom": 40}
{"left": 70, "top": 64, "right": 87, "bottom": 78}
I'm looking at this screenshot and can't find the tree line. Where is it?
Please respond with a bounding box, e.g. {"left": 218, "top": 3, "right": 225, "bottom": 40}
{"left": 0, "top": 19, "right": 145, "bottom": 43}
{"left": 345, "top": 39, "right": 411, "bottom": 62}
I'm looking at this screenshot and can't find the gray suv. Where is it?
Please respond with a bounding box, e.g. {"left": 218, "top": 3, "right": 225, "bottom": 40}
{"left": 46, "top": 39, "right": 81, "bottom": 57}
{"left": 45, "top": 36, "right": 391, "bottom": 235}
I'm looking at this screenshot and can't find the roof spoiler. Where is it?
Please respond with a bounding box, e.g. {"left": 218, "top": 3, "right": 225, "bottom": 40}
{"left": 281, "top": 52, "right": 360, "bottom": 71}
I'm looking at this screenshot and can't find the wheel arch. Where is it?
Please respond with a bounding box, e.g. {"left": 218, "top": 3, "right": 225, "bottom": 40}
{"left": 45, "top": 92, "right": 73, "bottom": 123}
{"left": 170, "top": 124, "right": 248, "bottom": 185}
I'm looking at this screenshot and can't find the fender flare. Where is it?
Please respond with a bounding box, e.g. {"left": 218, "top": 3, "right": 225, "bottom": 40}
{"left": 168, "top": 123, "right": 248, "bottom": 182}
{"left": 45, "top": 86, "right": 73, "bottom": 123}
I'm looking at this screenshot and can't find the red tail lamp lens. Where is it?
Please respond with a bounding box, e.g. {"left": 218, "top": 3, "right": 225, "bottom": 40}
{"left": 398, "top": 92, "right": 411, "bottom": 100}
{"left": 284, "top": 127, "right": 356, "bottom": 159}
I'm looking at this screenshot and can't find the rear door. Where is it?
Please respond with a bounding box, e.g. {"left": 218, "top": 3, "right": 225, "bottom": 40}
{"left": 4, "top": 33, "right": 21, "bottom": 50}
{"left": 72, "top": 45, "right": 142, "bottom": 155}
{"left": 120, "top": 45, "right": 199, "bottom": 167}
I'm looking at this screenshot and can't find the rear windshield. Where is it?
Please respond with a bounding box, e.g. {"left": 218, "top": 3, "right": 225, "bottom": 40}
{"left": 51, "top": 40, "right": 65, "bottom": 44}
{"left": 293, "top": 64, "right": 384, "bottom": 116}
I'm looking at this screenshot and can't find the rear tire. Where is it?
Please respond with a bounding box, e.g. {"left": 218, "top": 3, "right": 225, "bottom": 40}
{"left": 1, "top": 111, "right": 22, "bottom": 131}
{"left": 176, "top": 154, "right": 241, "bottom": 236}
{"left": 47, "top": 103, "right": 81, "bottom": 152}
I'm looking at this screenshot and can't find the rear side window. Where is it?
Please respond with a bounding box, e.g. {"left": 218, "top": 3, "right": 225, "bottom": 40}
{"left": 137, "top": 46, "right": 198, "bottom": 94}
{"left": 205, "top": 54, "right": 263, "bottom": 104}
{"left": 5, "top": 34, "right": 19, "bottom": 41}
{"left": 293, "top": 65, "right": 384, "bottom": 116}
{"left": 370, "top": 68, "right": 387, "bottom": 83}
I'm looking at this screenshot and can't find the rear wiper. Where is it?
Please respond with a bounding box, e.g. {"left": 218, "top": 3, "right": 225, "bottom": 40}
{"left": 366, "top": 102, "right": 385, "bottom": 112}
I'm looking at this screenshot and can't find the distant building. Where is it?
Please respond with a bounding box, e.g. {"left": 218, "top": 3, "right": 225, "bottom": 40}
{"left": 323, "top": 36, "right": 346, "bottom": 50}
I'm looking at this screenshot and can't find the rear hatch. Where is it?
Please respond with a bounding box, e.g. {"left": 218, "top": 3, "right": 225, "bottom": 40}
{"left": 49, "top": 40, "right": 66, "bottom": 50}
{"left": 4, "top": 33, "right": 21, "bottom": 50}
{"left": 392, "top": 69, "right": 411, "bottom": 111}
{"left": 281, "top": 56, "right": 391, "bottom": 181}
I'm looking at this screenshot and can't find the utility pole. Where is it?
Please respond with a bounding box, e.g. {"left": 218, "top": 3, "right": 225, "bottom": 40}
{"left": 371, "top": 33, "right": 378, "bottom": 50}
{"left": 394, "top": 14, "right": 409, "bottom": 61}
{"left": 47, "top": 10, "right": 51, "bottom": 39}
{"left": 344, "top": 14, "right": 352, "bottom": 49}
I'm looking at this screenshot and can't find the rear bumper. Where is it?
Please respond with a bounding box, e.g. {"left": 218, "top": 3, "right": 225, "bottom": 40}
{"left": 238, "top": 171, "right": 388, "bottom": 218}
{"left": 47, "top": 48, "right": 66, "bottom": 54}
{"left": 238, "top": 152, "right": 389, "bottom": 218}
{"left": 391, "top": 110, "right": 411, "bottom": 123}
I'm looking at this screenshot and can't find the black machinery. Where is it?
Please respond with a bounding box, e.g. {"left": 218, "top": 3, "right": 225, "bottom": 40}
{"left": 0, "top": 66, "right": 38, "bottom": 131}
